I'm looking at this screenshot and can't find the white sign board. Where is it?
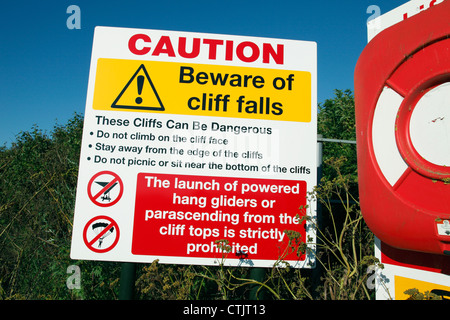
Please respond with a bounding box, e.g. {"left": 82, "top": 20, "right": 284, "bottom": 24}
{"left": 70, "top": 27, "right": 317, "bottom": 268}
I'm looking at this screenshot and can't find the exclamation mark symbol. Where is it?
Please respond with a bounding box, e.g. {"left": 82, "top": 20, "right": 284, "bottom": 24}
{"left": 135, "top": 75, "right": 144, "bottom": 104}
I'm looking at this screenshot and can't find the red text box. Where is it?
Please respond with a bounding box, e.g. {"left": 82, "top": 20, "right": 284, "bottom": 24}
{"left": 132, "top": 173, "right": 308, "bottom": 264}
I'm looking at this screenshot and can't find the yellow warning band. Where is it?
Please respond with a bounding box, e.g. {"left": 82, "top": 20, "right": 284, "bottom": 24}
{"left": 93, "top": 58, "right": 311, "bottom": 122}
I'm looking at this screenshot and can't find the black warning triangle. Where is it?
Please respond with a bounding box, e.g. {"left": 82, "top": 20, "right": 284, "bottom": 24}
{"left": 111, "top": 64, "right": 165, "bottom": 111}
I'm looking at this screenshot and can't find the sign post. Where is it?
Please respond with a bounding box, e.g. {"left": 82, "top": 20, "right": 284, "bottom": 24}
{"left": 71, "top": 27, "right": 317, "bottom": 269}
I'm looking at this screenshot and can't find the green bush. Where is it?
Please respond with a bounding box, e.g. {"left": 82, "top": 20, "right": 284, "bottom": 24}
{"left": 0, "top": 114, "right": 121, "bottom": 299}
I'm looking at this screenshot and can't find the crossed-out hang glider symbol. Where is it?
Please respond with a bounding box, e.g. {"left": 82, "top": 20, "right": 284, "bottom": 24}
{"left": 87, "top": 171, "right": 124, "bottom": 207}
{"left": 95, "top": 180, "right": 118, "bottom": 202}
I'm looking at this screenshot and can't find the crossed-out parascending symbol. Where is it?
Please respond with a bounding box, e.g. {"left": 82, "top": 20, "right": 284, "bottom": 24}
{"left": 92, "top": 221, "right": 115, "bottom": 248}
{"left": 83, "top": 216, "right": 120, "bottom": 253}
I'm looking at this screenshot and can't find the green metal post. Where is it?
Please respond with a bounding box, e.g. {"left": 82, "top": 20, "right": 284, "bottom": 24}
{"left": 249, "top": 267, "right": 266, "bottom": 300}
{"left": 119, "top": 262, "right": 136, "bottom": 300}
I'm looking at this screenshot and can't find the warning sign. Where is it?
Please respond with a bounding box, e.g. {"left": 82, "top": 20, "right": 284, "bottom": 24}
{"left": 111, "top": 64, "right": 165, "bottom": 111}
{"left": 70, "top": 27, "right": 317, "bottom": 268}
{"left": 87, "top": 171, "right": 123, "bottom": 207}
{"left": 83, "top": 216, "right": 120, "bottom": 253}
{"left": 93, "top": 58, "right": 311, "bottom": 122}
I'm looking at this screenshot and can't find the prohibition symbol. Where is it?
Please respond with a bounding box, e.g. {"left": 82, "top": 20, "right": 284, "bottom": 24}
{"left": 83, "top": 216, "right": 120, "bottom": 253}
{"left": 87, "top": 171, "right": 123, "bottom": 207}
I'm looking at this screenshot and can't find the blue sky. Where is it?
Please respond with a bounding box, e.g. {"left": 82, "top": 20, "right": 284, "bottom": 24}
{"left": 0, "top": 0, "right": 405, "bottom": 146}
